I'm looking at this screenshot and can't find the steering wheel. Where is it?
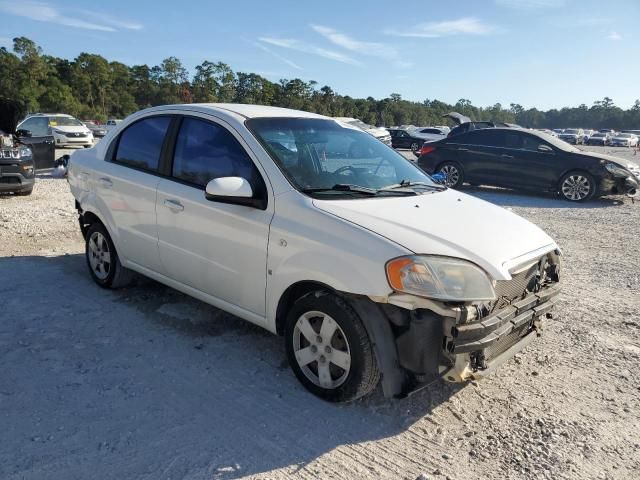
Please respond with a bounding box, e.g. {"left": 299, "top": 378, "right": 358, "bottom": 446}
{"left": 334, "top": 166, "right": 358, "bottom": 176}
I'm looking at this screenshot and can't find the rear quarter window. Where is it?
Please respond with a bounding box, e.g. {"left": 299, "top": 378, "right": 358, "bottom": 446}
{"left": 113, "top": 117, "right": 171, "bottom": 172}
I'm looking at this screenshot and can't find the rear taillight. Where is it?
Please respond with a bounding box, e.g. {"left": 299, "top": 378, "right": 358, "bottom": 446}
{"left": 419, "top": 145, "right": 436, "bottom": 156}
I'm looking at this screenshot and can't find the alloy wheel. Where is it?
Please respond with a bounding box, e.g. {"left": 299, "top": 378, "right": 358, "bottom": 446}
{"left": 561, "top": 175, "right": 591, "bottom": 201}
{"left": 292, "top": 311, "right": 351, "bottom": 389}
{"left": 88, "top": 231, "right": 111, "bottom": 280}
{"left": 439, "top": 164, "right": 460, "bottom": 187}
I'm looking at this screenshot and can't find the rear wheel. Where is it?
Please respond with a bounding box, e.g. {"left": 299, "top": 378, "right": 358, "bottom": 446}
{"left": 85, "top": 223, "right": 135, "bottom": 288}
{"left": 410, "top": 141, "right": 420, "bottom": 153}
{"left": 559, "top": 171, "right": 595, "bottom": 202}
{"left": 436, "top": 162, "right": 464, "bottom": 188}
{"left": 285, "top": 291, "right": 380, "bottom": 402}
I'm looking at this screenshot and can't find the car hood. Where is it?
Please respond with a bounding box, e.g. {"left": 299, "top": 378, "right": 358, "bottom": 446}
{"left": 52, "top": 125, "right": 90, "bottom": 133}
{"left": 366, "top": 127, "right": 390, "bottom": 138}
{"left": 313, "top": 190, "right": 557, "bottom": 281}
{"left": 577, "top": 151, "right": 639, "bottom": 170}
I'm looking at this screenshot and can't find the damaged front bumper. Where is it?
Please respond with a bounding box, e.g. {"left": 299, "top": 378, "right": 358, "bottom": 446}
{"left": 356, "top": 252, "right": 561, "bottom": 398}
{"left": 441, "top": 283, "right": 560, "bottom": 382}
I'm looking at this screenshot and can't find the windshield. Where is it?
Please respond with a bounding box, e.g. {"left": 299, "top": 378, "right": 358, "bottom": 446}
{"left": 49, "top": 116, "right": 83, "bottom": 127}
{"left": 563, "top": 129, "right": 578, "bottom": 134}
{"left": 247, "top": 118, "right": 437, "bottom": 196}
{"left": 592, "top": 133, "right": 605, "bottom": 137}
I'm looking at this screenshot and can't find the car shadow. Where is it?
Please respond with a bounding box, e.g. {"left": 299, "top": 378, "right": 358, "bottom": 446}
{"left": 460, "top": 185, "right": 630, "bottom": 209}
{"left": 0, "top": 253, "right": 464, "bottom": 479}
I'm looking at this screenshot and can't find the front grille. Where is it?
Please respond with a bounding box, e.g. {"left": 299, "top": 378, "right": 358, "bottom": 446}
{"left": 0, "top": 177, "right": 21, "bottom": 184}
{"left": 65, "top": 132, "right": 87, "bottom": 138}
{"left": 491, "top": 262, "right": 540, "bottom": 312}
{"left": 1, "top": 149, "right": 19, "bottom": 159}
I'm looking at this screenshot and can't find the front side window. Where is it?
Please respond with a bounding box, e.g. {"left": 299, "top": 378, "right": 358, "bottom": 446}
{"left": 48, "top": 116, "right": 83, "bottom": 127}
{"left": 172, "top": 117, "right": 262, "bottom": 188}
{"left": 247, "top": 118, "right": 437, "bottom": 196}
{"left": 114, "top": 116, "right": 171, "bottom": 172}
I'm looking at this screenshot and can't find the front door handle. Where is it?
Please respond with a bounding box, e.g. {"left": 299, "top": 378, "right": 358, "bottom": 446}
{"left": 163, "top": 199, "right": 184, "bottom": 212}
{"left": 98, "top": 177, "right": 113, "bottom": 188}
{"left": 457, "top": 147, "right": 469, "bottom": 152}
{"left": 501, "top": 154, "right": 514, "bottom": 159}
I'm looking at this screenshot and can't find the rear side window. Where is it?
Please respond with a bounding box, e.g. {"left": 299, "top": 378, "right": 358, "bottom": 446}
{"left": 458, "top": 129, "right": 504, "bottom": 147}
{"left": 114, "top": 117, "right": 171, "bottom": 172}
{"left": 172, "top": 117, "right": 261, "bottom": 188}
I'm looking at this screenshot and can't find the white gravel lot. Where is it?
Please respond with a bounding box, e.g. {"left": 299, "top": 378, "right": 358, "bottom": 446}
{"left": 0, "top": 145, "right": 639, "bottom": 480}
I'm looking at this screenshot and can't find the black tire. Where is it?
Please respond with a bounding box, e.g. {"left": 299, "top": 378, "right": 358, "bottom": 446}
{"left": 284, "top": 291, "right": 380, "bottom": 402}
{"left": 83, "top": 145, "right": 92, "bottom": 148}
{"left": 436, "top": 161, "right": 465, "bottom": 188}
{"left": 559, "top": 171, "right": 596, "bottom": 202}
{"left": 15, "top": 188, "right": 33, "bottom": 196}
{"left": 85, "top": 222, "right": 135, "bottom": 288}
{"left": 410, "top": 142, "right": 420, "bottom": 153}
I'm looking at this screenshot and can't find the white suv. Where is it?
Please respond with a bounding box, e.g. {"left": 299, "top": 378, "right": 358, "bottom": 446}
{"left": 68, "top": 104, "right": 561, "bottom": 402}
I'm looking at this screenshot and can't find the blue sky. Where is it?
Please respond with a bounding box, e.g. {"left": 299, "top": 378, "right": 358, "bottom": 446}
{"left": 1, "top": 0, "right": 638, "bottom": 110}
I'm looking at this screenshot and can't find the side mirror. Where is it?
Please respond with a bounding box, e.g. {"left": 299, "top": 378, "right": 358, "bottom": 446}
{"left": 205, "top": 177, "right": 266, "bottom": 209}
{"left": 16, "top": 129, "right": 32, "bottom": 138}
{"left": 538, "top": 144, "right": 553, "bottom": 153}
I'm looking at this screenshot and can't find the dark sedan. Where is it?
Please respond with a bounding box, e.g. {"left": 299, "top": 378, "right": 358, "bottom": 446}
{"left": 388, "top": 128, "right": 429, "bottom": 154}
{"left": 417, "top": 128, "right": 639, "bottom": 201}
{"left": 586, "top": 132, "right": 611, "bottom": 146}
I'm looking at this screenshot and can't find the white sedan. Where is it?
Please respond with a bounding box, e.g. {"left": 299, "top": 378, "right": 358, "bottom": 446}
{"left": 610, "top": 133, "right": 639, "bottom": 147}
{"left": 67, "top": 103, "right": 561, "bottom": 402}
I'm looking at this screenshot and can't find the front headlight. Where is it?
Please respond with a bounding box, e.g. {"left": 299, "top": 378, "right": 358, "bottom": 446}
{"left": 386, "top": 255, "right": 496, "bottom": 301}
{"left": 605, "top": 163, "right": 631, "bottom": 177}
{"left": 52, "top": 129, "right": 64, "bottom": 135}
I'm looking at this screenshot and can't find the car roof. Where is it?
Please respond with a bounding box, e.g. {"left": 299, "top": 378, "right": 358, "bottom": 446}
{"left": 27, "top": 113, "right": 73, "bottom": 118}
{"left": 174, "top": 103, "right": 327, "bottom": 120}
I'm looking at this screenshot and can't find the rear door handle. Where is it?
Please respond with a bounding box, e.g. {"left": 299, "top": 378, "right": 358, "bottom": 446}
{"left": 457, "top": 147, "right": 469, "bottom": 152}
{"left": 98, "top": 177, "right": 113, "bottom": 188}
{"left": 163, "top": 199, "right": 184, "bottom": 212}
{"left": 501, "top": 154, "right": 514, "bottom": 159}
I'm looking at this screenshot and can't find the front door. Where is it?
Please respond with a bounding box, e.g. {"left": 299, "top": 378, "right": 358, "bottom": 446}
{"left": 16, "top": 117, "right": 55, "bottom": 169}
{"left": 155, "top": 115, "right": 273, "bottom": 317}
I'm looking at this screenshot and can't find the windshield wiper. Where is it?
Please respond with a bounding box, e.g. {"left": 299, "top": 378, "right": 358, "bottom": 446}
{"left": 301, "top": 184, "right": 379, "bottom": 195}
{"left": 380, "top": 180, "right": 446, "bottom": 191}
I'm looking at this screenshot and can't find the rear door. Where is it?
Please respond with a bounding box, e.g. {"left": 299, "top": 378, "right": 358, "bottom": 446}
{"left": 16, "top": 117, "right": 55, "bottom": 169}
{"left": 155, "top": 114, "right": 273, "bottom": 318}
{"left": 98, "top": 115, "right": 173, "bottom": 272}
{"left": 446, "top": 129, "right": 506, "bottom": 185}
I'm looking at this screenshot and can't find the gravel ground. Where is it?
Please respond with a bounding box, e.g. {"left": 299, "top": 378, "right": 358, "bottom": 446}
{"left": 0, "top": 145, "right": 639, "bottom": 480}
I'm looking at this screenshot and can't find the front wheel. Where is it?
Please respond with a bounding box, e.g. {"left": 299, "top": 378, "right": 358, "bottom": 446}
{"left": 559, "top": 171, "right": 596, "bottom": 202}
{"left": 285, "top": 291, "right": 380, "bottom": 402}
{"left": 410, "top": 142, "right": 420, "bottom": 153}
{"left": 436, "top": 161, "right": 464, "bottom": 188}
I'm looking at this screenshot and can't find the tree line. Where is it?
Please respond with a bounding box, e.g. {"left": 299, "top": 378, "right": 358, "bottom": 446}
{"left": 2, "top": 37, "right": 639, "bottom": 130}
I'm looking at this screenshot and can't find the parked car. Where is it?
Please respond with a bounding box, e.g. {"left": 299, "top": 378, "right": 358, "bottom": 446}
{"left": 411, "top": 127, "right": 448, "bottom": 143}
{"left": 552, "top": 129, "right": 564, "bottom": 135}
{"left": 558, "top": 128, "right": 584, "bottom": 145}
{"left": 610, "top": 133, "right": 639, "bottom": 147}
{"left": 417, "top": 127, "right": 639, "bottom": 201}
{"left": 68, "top": 104, "right": 563, "bottom": 402}
{"left": 105, "top": 119, "right": 123, "bottom": 132}
{"left": 0, "top": 99, "right": 40, "bottom": 195}
{"left": 388, "top": 128, "right": 434, "bottom": 154}
{"left": 334, "top": 117, "right": 392, "bottom": 146}
{"left": 1, "top": 99, "right": 55, "bottom": 173}
{"left": 586, "top": 132, "right": 611, "bottom": 146}
{"left": 598, "top": 129, "right": 617, "bottom": 136}
{"left": 84, "top": 122, "right": 108, "bottom": 138}
{"left": 582, "top": 129, "right": 595, "bottom": 143}
{"left": 17, "top": 113, "right": 94, "bottom": 148}
{"left": 622, "top": 129, "right": 640, "bottom": 137}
